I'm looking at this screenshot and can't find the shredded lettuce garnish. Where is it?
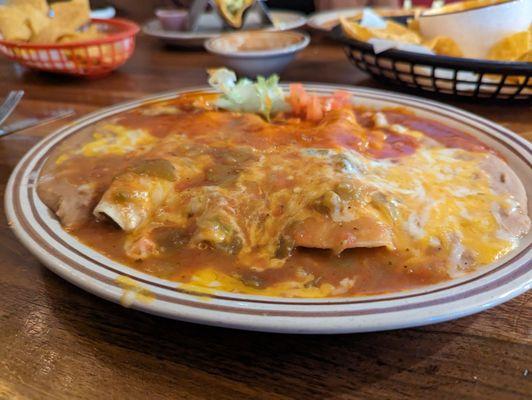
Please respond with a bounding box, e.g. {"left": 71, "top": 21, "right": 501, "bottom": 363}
{"left": 207, "top": 68, "right": 289, "bottom": 120}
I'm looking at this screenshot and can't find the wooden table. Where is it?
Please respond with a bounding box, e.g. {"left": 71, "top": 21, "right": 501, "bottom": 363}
{"left": 0, "top": 35, "right": 530, "bottom": 400}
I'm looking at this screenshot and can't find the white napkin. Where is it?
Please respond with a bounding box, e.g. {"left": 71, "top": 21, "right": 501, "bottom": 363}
{"left": 359, "top": 8, "right": 387, "bottom": 29}
{"left": 368, "top": 38, "right": 435, "bottom": 55}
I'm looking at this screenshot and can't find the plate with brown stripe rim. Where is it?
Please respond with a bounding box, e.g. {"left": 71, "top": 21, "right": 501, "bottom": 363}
{"left": 5, "top": 84, "right": 531, "bottom": 334}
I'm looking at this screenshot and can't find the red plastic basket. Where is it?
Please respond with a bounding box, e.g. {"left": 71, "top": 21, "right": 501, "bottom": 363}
{"left": 0, "top": 18, "right": 140, "bottom": 77}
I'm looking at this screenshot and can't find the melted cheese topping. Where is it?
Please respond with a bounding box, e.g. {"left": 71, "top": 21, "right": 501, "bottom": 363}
{"left": 44, "top": 98, "right": 529, "bottom": 298}
{"left": 118, "top": 142, "right": 518, "bottom": 286}
{"left": 56, "top": 124, "right": 156, "bottom": 164}
{"left": 185, "top": 267, "right": 339, "bottom": 298}
{"left": 371, "top": 148, "right": 511, "bottom": 276}
{"left": 82, "top": 125, "right": 155, "bottom": 157}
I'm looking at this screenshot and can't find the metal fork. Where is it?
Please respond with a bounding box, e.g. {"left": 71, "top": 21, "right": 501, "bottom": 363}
{"left": 0, "top": 90, "right": 24, "bottom": 126}
{"left": 0, "top": 109, "right": 75, "bottom": 138}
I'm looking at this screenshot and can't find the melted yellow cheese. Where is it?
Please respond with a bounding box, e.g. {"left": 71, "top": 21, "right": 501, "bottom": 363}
{"left": 58, "top": 109, "right": 527, "bottom": 297}
{"left": 82, "top": 124, "right": 156, "bottom": 157}
{"left": 56, "top": 124, "right": 156, "bottom": 165}
{"left": 186, "top": 267, "right": 335, "bottom": 298}
{"left": 116, "top": 276, "right": 155, "bottom": 306}
{"left": 371, "top": 148, "right": 512, "bottom": 274}
{"left": 181, "top": 147, "right": 519, "bottom": 293}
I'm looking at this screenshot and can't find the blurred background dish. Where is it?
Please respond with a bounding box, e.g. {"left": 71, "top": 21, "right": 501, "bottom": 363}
{"left": 204, "top": 30, "right": 310, "bottom": 76}
{"left": 327, "top": 0, "right": 531, "bottom": 101}
{"left": 155, "top": 8, "right": 189, "bottom": 31}
{"left": 0, "top": 18, "right": 140, "bottom": 77}
{"left": 419, "top": 0, "right": 532, "bottom": 59}
{"left": 331, "top": 21, "right": 532, "bottom": 101}
{"left": 143, "top": 9, "right": 307, "bottom": 47}
{"left": 337, "top": 3, "right": 531, "bottom": 62}
{"left": 0, "top": 0, "right": 139, "bottom": 77}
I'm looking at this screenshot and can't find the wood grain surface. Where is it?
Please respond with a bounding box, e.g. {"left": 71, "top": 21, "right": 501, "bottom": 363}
{"left": 0, "top": 35, "right": 530, "bottom": 400}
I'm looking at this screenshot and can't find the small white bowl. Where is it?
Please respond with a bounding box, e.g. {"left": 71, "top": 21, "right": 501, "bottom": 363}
{"left": 204, "top": 31, "right": 310, "bottom": 77}
{"left": 419, "top": 0, "right": 532, "bottom": 59}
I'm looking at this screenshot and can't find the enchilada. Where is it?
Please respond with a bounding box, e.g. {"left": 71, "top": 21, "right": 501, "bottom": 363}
{"left": 38, "top": 70, "right": 530, "bottom": 298}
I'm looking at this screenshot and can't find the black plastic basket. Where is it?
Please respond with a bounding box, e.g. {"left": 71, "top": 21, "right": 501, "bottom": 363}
{"left": 331, "top": 25, "right": 532, "bottom": 102}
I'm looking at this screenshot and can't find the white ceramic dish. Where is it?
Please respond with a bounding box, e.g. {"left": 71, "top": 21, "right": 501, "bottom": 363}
{"left": 5, "top": 85, "right": 531, "bottom": 334}
{"left": 142, "top": 10, "right": 307, "bottom": 47}
{"left": 205, "top": 31, "right": 310, "bottom": 76}
{"left": 419, "top": 0, "right": 532, "bottom": 59}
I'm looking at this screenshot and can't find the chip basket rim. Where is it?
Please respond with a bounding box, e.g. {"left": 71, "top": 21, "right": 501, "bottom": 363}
{"left": 330, "top": 24, "right": 532, "bottom": 74}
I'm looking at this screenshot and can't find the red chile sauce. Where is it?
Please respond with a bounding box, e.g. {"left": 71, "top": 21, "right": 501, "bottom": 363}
{"left": 61, "top": 94, "right": 494, "bottom": 297}
{"left": 115, "top": 98, "right": 491, "bottom": 160}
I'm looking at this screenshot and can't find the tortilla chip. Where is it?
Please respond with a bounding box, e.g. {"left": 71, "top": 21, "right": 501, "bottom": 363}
{"left": 6, "top": 0, "right": 48, "bottom": 15}
{"left": 406, "top": 18, "right": 420, "bottom": 33}
{"left": 59, "top": 25, "right": 103, "bottom": 43}
{"left": 501, "top": 50, "right": 531, "bottom": 84}
{"left": 51, "top": 0, "right": 90, "bottom": 32}
{"left": 341, "top": 17, "right": 421, "bottom": 44}
{"left": 516, "top": 50, "right": 531, "bottom": 63}
{"left": 382, "top": 21, "right": 421, "bottom": 44}
{"left": 340, "top": 17, "right": 373, "bottom": 42}
{"left": 488, "top": 30, "right": 531, "bottom": 61}
{"left": 30, "top": 23, "right": 69, "bottom": 43}
{"left": 0, "top": 0, "right": 103, "bottom": 45}
{"left": 0, "top": 5, "right": 32, "bottom": 41}
{"left": 18, "top": 4, "right": 51, "bottom": 37}
{"left": 424, "top": 36, "right": 463, "bottom": 57}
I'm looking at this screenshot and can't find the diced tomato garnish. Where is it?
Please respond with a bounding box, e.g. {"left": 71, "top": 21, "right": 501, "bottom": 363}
{"left": 306, "top": 95, "right": 324, "bottom": 121}
{"left": 330, "top": 91, "right": 351, "bottom": 110}
{"left": 288, "top": 83, "right": 307, "bottom": 115}
{"left": 288, "top": 85, "right": 351, "bottom": 121}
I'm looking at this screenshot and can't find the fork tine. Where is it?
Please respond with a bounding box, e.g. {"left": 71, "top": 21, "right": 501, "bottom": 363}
{"left": 0, "top": 91, "right": 22, "bottom": 117}
{"left": 2, "top": 90, "right": 23, "bottom": 106}
{"left": 0, "top": 90, "right": 24, "bottom": 126}
{"left": 0, "top": 91, "right": 17, "bottom": 114}
{"left": 0, "top": 91, "right": 24, "bottom": 111}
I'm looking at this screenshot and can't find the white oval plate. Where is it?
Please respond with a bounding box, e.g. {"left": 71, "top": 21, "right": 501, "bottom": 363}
{"left": 5, "top": 85, "right": 531, "bottom": 334}
{"left": 142, "top": 10, "right": 307, "bottom": 47}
